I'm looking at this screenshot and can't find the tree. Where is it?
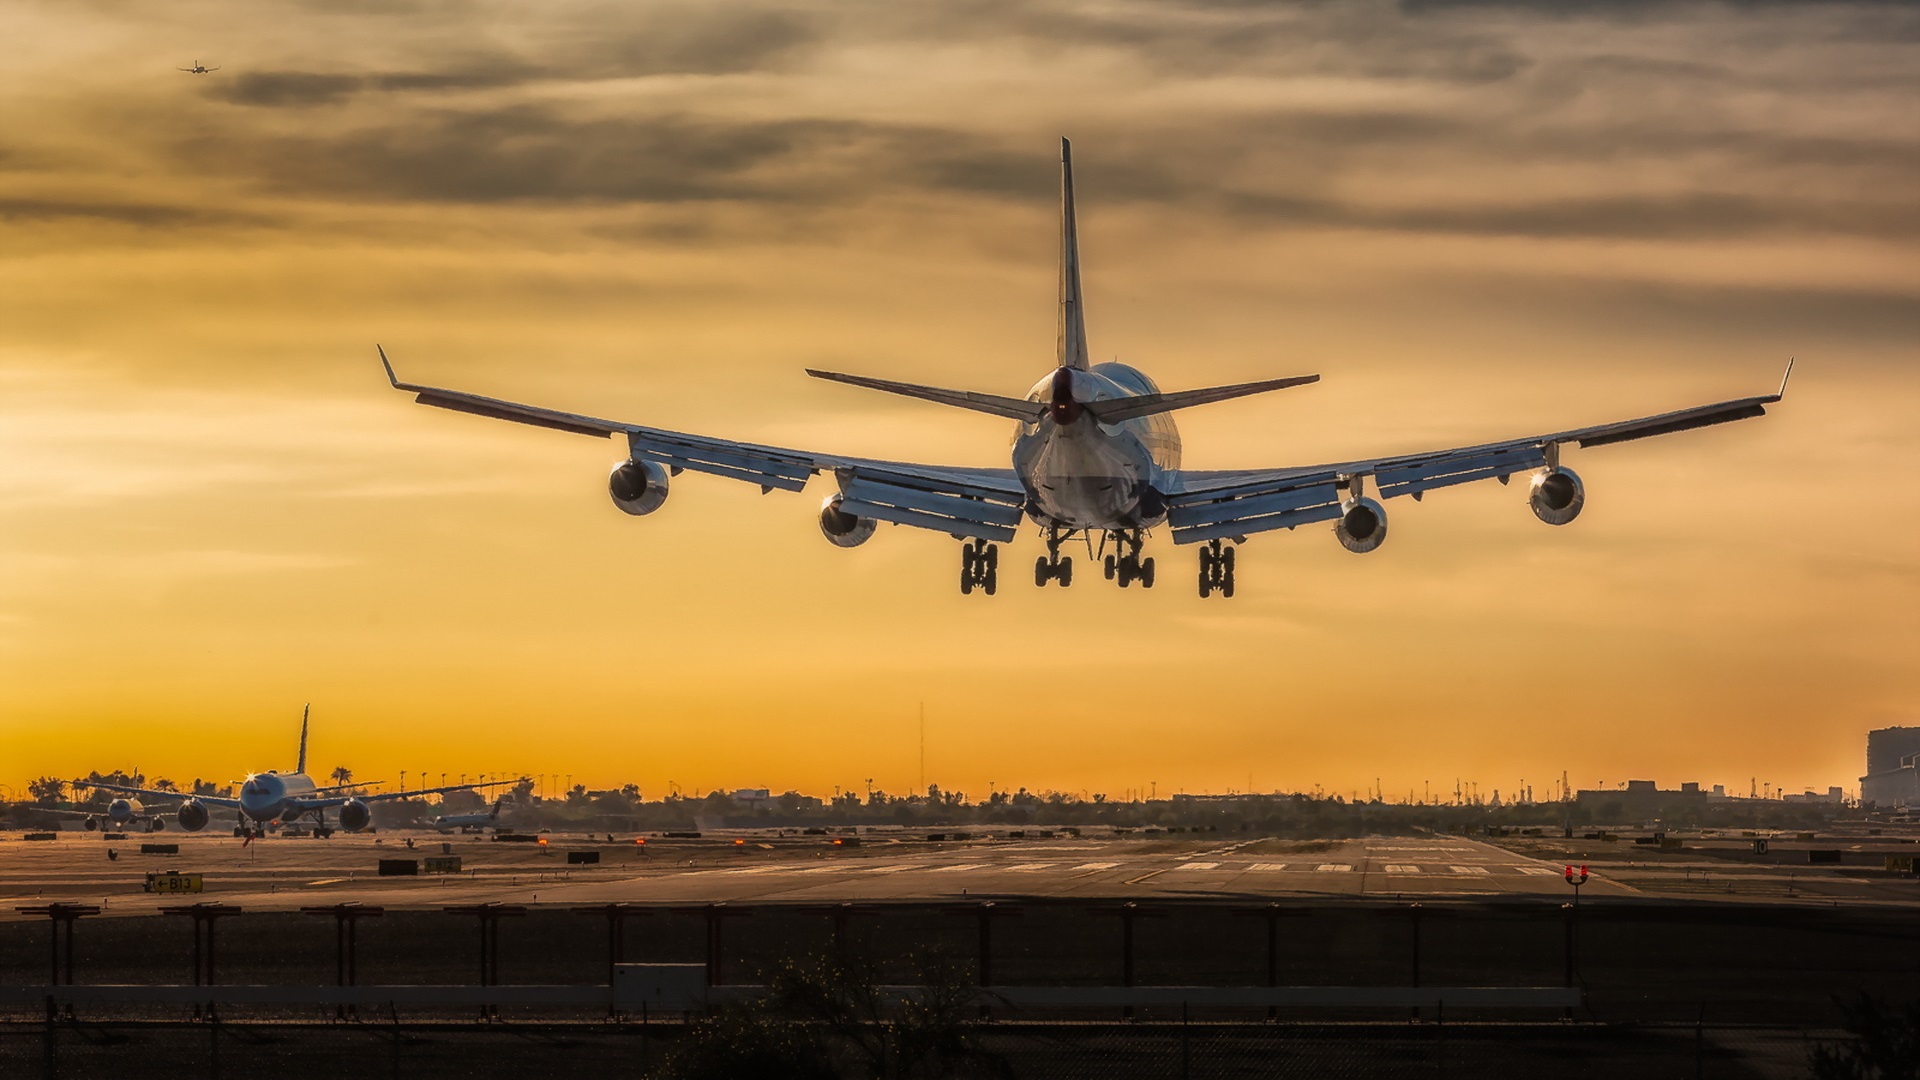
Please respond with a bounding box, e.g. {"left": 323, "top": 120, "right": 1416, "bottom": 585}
{"left": 27, "top": 777, "right": 66, "bottom": 804}
{"left": 153, "top": 778, "right": 179, "bottom": 793}
{"left": 330, "top": 766, "right": 353, "bottom": 788}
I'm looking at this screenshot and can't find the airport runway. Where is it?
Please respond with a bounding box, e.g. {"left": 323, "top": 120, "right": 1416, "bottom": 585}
{"left": 0, "top": 833, "right": 1623, "bottom": 916}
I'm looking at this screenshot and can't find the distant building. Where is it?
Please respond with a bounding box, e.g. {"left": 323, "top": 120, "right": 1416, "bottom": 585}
{"left": 1782, "top": 786, "right": 1846, "bottom": 805}
{"left": 1862, "top": 727, "right": 1920, "bottom": 806}
{"left": 730, "top": 788, "right": 772, "bottom": 808}
{"left": 1574, "top": 779, "right": 1708, "bottom": 817}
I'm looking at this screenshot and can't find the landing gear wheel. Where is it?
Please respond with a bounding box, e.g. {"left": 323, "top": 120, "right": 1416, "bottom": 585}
{"left": 1035, "top": 556, "right": 1050, "bottom": 587}
{"left": 1104, "top": 554, "right": 1117, "bottom": 580}
{"left": 1198, "top": 540, "right": 1236, "bottom": 598}
{"left": 1140, "top": 557, "right": 1155, "bottom": 589}
{"left": 1058, "top": 557, "right": 1073, "bottom": 587}
{"left": 960, "top": 541, "right": 997, "bottom": 595}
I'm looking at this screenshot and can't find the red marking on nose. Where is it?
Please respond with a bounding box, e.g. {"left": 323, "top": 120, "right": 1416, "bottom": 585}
{"left": 1048, "top": 368, "right": 1082, "bottom": 425}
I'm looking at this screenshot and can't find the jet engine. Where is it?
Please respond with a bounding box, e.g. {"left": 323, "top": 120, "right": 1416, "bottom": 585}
{"left": 176, "top": 800, "right": 210, "bottom": 832}
{"left": 149, "top": 817, "right": 166, "bottom": 831}
{"left": 818, "top": 495, "right": 877, "bottom": 548}
{"left": 338, "top": 799, "right": 371, "bottom": 832}
{"left": 608, "top": 458, "right": 670, "bottom": 516}
{"left": 1529, "top": 467, "right": 1585, "bottom": 526}
{"left": 83, "top": 816, "right": 100, "bottom": 831}
{"left": 1335, "top": 498, "right": 1388, "bottom": 554}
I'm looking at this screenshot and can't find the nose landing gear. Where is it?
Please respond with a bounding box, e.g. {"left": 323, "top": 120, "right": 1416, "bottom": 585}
{"left": 1198, "top": 539, "right": 1236, "bottom": 598}
{"left": 960, "top": 540, "right": 999, "bottom": 595}
{"left": 1101, "top": 530, "right": 1155, "bottom": 588}
{"left": 1035, "top": 527, "right": 1074, "bottom": 587}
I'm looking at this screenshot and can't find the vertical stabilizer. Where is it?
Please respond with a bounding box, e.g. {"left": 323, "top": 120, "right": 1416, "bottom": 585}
{"left": 296, "top": 703, "right": 310, "bottom": 774}
{"left": 1057, "top": 138, "right": 1090, "bottom": 371}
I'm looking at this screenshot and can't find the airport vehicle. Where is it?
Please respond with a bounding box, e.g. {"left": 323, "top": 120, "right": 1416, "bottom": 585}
{"left": 73, "top": 706, "right": 516, "bottom": 838}
{"left": 177, "top": 60, "right": 219, "bottom": 74}
{"left": 380, "top": 139, "right": 1788, "bottom": 599}
{"left": 431, "top": 797, "right": 510, "bottom": 833}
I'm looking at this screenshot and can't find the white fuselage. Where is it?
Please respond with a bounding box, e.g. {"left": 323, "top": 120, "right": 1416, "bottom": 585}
{"left": 1011, "top": 362, "right": 1182, "bottom": 531}
{"left": 238, "top": 771, "right": 318, "bottom": 823}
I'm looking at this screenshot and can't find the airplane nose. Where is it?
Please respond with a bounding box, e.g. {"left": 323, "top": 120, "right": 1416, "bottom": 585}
{"left": 1048, "top": 367, "right": 1083, "bottom": 425}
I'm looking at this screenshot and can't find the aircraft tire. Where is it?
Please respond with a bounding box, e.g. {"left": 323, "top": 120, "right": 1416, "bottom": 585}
{"left": 1034, "top": 557, "right": 1049, "bottom": 587}
{"left": 1141, "top": 557, "right": 1155, "bottom": 588}
{"left": 1059, "top": 557, "right": 1072, "bottom": 587}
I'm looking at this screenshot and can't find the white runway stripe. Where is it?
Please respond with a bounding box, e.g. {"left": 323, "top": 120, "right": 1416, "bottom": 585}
{"left": 1450, "top": 865, "right": 1490, "bottom": 875}
{"left": 864, "top": 864, "right": 916, "bottom": 873}
{"left": 1246, "top": 863, "right": 1288, "bottom": 871}
{"left": 1173, "top": 862, "right": 1220, "bottom": 871}
{"left": 1385, "top": 864, "right": 1420, "bottom": 874}
{"left": 1317, "top": 864, "right": 1352, "bottom": 872}
{"left": 1516, "top": 867, "right": 1562, "bottom": 876}
{"left": 1070, "top": 862, "right": 1119, "bottom": 871}
{"left": 1007, "top": 863, "right": 1053, "bottom": 871}
{"left": 929, "top": 863, "right": 988, "bottom": 873}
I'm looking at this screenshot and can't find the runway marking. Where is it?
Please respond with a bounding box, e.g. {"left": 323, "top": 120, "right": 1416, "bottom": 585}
{"left": 726, "top": 866, "right": 782, "bottom": 874}
{"left": 1070, "top": 862, "right": 1119, "bottom": 871}
{"left": 863, "top": 864, "right": 917, "bottom": 873}
{"left": 1316, "top": 864, "right": 1352, "bottom": 873}
{"left": 1007, "top": 863, "right": 1053, "bottom": 872}
{"left": 1246, "top": 863, "right": 1288, "bottom": 871}
{"left": 1124, "top": 868, "right": 1168, "bottom": 886}
{"left": 928, "top": 863, "right": 989, "bottom": 873}
{"left": 1516, "top": 867, "right": 1561, "bottom": 876}
{"left": 1172, "top": 862, "right": 1220, "bottom": 871}
{"left": 1385, "top": 865, "right": 1420, "bottom": 874}
{"left": 1450, "top": 865, "right": 1490, "bottom": 875}
{"left": 306, "top": 878, "right": 347, "bottom": 886}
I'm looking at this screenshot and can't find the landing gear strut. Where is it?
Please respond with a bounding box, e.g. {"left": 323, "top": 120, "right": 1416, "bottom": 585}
{"left": 1198, "top": 539, "right": 1236, "bottom": 598}
{"left": 1101, "top": 530, "right": 1155, "bottom": 589}
{"left": 1035, "top": 528, "right": 1073, "bottom": 587}
{"left": 960, "top": 540, "right": 999, "bottom": 595}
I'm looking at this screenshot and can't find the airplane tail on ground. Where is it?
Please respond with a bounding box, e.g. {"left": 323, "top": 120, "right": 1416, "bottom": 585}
{"left": 296, "top": 704, "right": 310, "bottom": 775}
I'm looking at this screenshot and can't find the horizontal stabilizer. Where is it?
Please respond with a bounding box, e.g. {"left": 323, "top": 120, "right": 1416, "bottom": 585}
{"left": 1084, "top": 374, "right": 1319, "bottom": 424}
{"left": 806, "top": 369, "right": 1045, "bottom": 422}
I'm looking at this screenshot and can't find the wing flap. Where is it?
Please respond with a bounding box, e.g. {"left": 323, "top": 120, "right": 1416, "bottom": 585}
{"left": 1167, "top": 482, "right": 1340, "bottom": 529}
{"left": 627, "top": 432, "right": 814, "bottom": 492}
{"left": 1175, "top": 501, "right": 1346, "bottom": 545}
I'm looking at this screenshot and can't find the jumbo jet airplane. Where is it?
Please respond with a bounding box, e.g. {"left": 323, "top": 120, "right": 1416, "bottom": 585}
{"left": 379, "top": 138, "right": 1788, "bottom": 599}
{"left": 74, "top": 705, "right": 518, "bottom": 838}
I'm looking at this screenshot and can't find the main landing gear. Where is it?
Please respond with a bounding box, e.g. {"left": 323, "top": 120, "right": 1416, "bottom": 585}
{"left": 1198, "top": 539, "right": 1236, "bottom": 598}
{"left": 1035, "top": 527, "right": 1073, "bottom": 587}
{"left": 960, "top": 540, "right": 999, "bottom": 595}
{"left": 1101, "top": 530, "right": 1155, "bottom": 589}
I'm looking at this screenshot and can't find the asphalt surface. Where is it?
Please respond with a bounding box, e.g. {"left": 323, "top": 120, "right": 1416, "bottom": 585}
{"left": 0, "top": 832, "right": 1626, "bottom": 916}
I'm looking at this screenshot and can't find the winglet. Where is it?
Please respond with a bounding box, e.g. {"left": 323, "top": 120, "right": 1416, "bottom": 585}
{"left": 1777, "top": 356, "right": 1795, "bottom": 400}
{"left": 377, "top": 345, "right": 400, "bottom": 388}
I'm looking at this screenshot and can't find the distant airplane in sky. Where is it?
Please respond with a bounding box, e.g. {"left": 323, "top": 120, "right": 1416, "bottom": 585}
{"left": 380, "top": 138, "right": 1789, "bottom": 599}
{"left": 73, "top": 705, "right": 514, "bottom": 838}
{"left": 177, "top": 60, "right": 219, "bottom": 74}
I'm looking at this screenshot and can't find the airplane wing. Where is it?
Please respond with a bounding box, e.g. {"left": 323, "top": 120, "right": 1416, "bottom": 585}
{"left": 381, "top": 348, "right": 1031, "bottom": 543}
{"left": 70, "top": 780, "right": 239, "bottom": 809}
{"left": 290, "top": 778, "right": 525, "bottom": 811}
{"left": 1164, "top": 363, "right": 1791, "bottom": 546}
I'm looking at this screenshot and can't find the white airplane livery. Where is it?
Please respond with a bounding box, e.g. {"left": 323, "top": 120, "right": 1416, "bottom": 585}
{"left": 380, "top": 139, "right": 1788, "bottom": 599}
{"left": 74, "top": 705, "right": 511, "bottom": 838}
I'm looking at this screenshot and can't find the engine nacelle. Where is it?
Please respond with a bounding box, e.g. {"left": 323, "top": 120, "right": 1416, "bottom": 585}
{"left": 176, "top": 800, "right": 210, "bottom": 832}
{"left": 1335, "top": 498, "right": 1388, "bottom": 554}
{"left": 608, "top": 458, "right": 670, "bottom": 516}
{"left": 818, "top": 495, "right": 877, "bottom": 548}
{"left": 83, "top": 815, "right": 100, "bottom": 831}
{"left": 338, "top": 799, "right": 371, "bottom": 832}
{"left": 1529, "top": 467, "right": 1585, "bottom": 526}
{"left": 149, "top": 817, "right": 165, "bottom": 831}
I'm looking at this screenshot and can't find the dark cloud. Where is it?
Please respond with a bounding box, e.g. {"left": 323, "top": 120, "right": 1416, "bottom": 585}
{"left": 0, "top": 198, "right": 260, "bottom": 228}
{"left": 203, "top": 9, "right": 820, "bottom": 109}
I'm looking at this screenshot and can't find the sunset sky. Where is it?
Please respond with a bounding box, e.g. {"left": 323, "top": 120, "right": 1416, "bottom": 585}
{"left": 1, "top": 0, "right": 1915, "bottom": 804}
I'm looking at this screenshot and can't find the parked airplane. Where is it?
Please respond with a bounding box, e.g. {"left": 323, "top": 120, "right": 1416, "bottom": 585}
{"left": 379, "top": 138, "right": 1788, "bottom": 599}
{"left": 431, "top": 797, "right": 509, "bottom": 833}
{"left": 43, "top": 791, "right": 172, "bottom": 833}
{"left": 73, "top": 706, "right": 519, "bottom": 838}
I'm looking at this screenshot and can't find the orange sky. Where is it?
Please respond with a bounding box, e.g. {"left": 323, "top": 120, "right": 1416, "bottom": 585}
{"left": 1, "top": 0, "right": 1916, "bottom": 804}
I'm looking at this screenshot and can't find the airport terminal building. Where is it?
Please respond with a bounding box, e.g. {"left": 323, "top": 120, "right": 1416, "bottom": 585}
{"left": 1860, "top": 726, "right": 1920, "bottom": 807}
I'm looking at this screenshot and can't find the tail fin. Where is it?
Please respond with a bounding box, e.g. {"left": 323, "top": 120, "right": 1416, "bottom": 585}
{"left": 1058, "top": 138, "right": 1089, "bottom": 371}
{"left": 296, "top": 703, "right": 310, "bottom": 775}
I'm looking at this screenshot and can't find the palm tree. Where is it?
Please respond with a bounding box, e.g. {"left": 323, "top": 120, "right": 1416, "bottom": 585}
{"left": 330, "top": 766, "right": 353, "bottom": 788}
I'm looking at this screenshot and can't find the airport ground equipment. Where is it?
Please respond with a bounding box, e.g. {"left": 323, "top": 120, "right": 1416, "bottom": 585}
{"left": 381, "top": 140, "right": 1788, "bottom": 600}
